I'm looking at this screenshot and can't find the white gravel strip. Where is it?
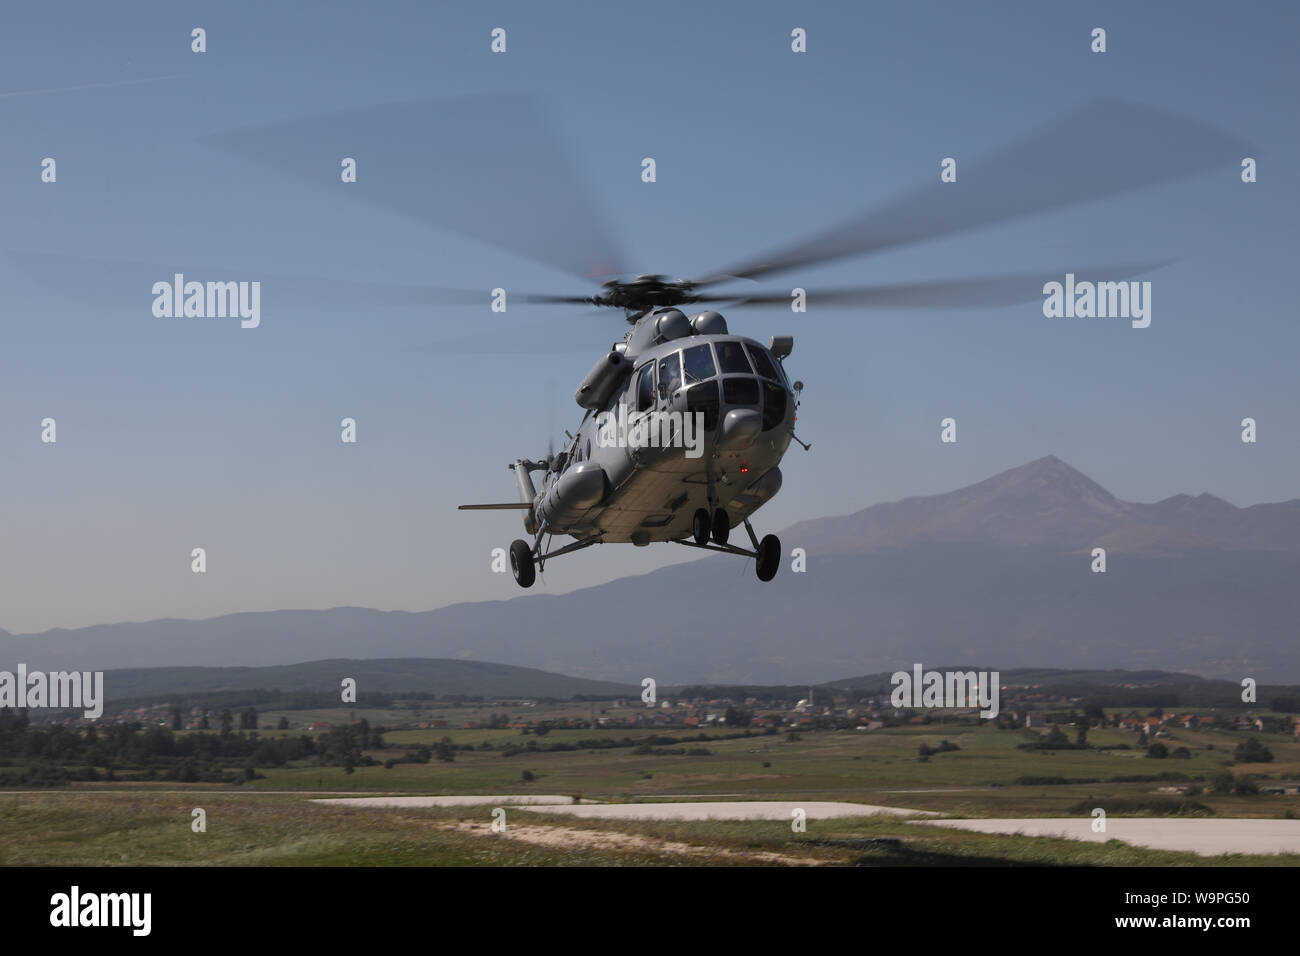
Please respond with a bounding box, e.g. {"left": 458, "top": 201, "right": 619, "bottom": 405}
{"left": 914, "top": 817, "right": 1300, "bottom": 857}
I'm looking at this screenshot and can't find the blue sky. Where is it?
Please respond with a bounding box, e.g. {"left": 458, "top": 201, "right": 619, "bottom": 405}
{"left": 1, "top": 0, "right": 1296, "bottom": 633}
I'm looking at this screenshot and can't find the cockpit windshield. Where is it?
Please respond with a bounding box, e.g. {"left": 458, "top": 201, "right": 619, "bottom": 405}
{"left": 683, "top": 343, "right": 715, "bottom": 384}
{"left": 715, "top": 340, "right": 752, "bottom": 374}
{"left": 745, "top": 343, "right": 782, "bottom": 384}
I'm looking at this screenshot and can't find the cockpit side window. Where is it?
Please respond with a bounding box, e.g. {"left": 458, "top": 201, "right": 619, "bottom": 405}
{"left": 636, "top": 364, "right": 655, "bottom": 412}
{"left": 683, "top": 343, "right": 716, "bottom": 384}
{"left": 658, "top": 352, "right": 682, "bottom": 396}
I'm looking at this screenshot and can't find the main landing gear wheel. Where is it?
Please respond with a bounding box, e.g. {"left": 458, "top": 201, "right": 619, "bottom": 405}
{"left": 756, "top": 534, "right": 781, "bottom": 582}
{"left": 692, "top": 508, "right": 712, "bottom": 546}
{"left": 711, "top": 508, "right": 730, "bottom": 546}
{"left": 509, "top": 539, "right": 536, "bottom": 588}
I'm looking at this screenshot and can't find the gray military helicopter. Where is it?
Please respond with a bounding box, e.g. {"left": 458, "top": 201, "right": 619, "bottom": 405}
{"left": 43, "top": 93, "right": 1240, "bottom": 590}
{"left": 459, "top": 287, "right": 805, "bottom": 587}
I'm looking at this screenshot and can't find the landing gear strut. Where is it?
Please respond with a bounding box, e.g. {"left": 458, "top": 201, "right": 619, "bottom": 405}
{"left": 508, "top": 531, "right": 605, "bottom": 589}
{"left": 671, "top": 517, "right": 781, "bottom": 583}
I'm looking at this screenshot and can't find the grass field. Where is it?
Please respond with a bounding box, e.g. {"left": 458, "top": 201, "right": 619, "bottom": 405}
{"left": 3, "top": 789, "right": 1297, "bottom": 867}
{"left": 5, "top": 714, "right": 1299, "bottom": 865}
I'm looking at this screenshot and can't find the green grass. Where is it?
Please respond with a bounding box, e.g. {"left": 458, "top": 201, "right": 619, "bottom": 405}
{"left": 7, "top": 715, "right": 1299, "bottom": 866}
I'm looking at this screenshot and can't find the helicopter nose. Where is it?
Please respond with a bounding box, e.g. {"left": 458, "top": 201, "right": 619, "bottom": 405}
{"left": 717, "top": 408, "right": 761, "bottom": 450}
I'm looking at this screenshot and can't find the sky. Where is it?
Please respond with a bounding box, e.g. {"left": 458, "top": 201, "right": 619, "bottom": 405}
{"left": 0, "top": 0, "right": 1296, "bottom": 634}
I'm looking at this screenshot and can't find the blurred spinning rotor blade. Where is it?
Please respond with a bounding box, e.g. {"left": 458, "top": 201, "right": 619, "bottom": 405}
{"left": 202, "top": 93, "right": 628, "bottom": 282}
{"left": 725, "top": 260, "right": 1175, "bottom": 309}
{"left": 8, "top": 251, "right": 587, "bottom": 311}
{"left": 696, "top": 98, "right": 1248, "bottom": 285}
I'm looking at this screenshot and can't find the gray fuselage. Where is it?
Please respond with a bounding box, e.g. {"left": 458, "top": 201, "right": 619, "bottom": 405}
{"left": 527, "top": 319, "right": 795, "bottom": 546}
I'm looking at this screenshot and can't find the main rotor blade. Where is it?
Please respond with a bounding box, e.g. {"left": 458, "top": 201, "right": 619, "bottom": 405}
{"left": 724, "top": 261, "right": 1174, "bottom": 309}
{"left": 697, "top": 99, "right": 1247, "bottom": 285}
{"left": 202, "top": 93, "right": 628, "bottom": 282}
{"left": 8, "top": 251, "right": 598, "bottom": 312}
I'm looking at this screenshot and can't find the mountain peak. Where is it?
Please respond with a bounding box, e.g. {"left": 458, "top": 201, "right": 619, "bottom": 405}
{"left": 968, "top": 454, "right": 1121, "bottom": 511}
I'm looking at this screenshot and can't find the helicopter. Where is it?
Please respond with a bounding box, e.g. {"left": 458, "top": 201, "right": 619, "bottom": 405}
{"left": 19, "top": 93, "right": 1246, "bottom": 590}
{"left": 459, "top": 284, "right": 807, "bottom": 587}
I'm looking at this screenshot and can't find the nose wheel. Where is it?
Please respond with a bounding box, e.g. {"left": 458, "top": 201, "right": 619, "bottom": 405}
{"left": 711, "top": 508, "right": 730, "bottom": 546}
{"left": 692, "top": 508, "right": 712, "bottom": 546}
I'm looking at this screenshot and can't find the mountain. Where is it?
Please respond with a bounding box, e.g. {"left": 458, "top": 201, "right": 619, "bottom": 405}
{"left": 93, "top": 658, "right": 637, "bottom": 703}
{"left": 781, "top": 456, "right": 1300, "bottom": 554}
{"left": 5, "top": 456, "right": 1300, "bottom": 683}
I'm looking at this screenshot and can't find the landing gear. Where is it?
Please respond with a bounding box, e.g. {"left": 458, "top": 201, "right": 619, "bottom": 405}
{"left": 755, "top": 534, "right": 781, "bottom": 582}
{"left": 508, "top": 532, "right": 604, "bottom": 588}
{"left": 692, "top": 508, "right": 712, "bottom": 546}
{"left": 509, "top": 539, "right": 535, "bottom": 588}
{"left": 711, "top": 508, "right": 730, "bottom": 546}
{"left": 671, "top": 517, "right": 780, "bottom": 583}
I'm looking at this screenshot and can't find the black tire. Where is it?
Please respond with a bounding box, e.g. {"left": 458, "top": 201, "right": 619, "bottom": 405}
{"left": 712, "top": 508, "right": 730, "bottom": 546}
{"left": 692, "top": 508, "right": 711, "bottom": 546}
{"left": 510, "top": 539, "right": 536, "bottom": 588}
{"left": 756, "top": 534, "right": 780, "bottom": 582}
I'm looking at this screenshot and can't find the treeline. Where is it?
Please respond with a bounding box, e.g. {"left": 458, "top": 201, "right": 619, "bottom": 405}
{"left": 0, "top": 710, "right": 386, "bottom": 787}
{"left": 83, "top": 689, "right": 402, "bottom": 719}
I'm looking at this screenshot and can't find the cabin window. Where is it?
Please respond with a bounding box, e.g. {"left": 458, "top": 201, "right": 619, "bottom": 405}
{"left": 683, "top": 343, "right": 716, "bottom": 384}
{"left": 715, "top": 340, "right": 752, "bottom": 374}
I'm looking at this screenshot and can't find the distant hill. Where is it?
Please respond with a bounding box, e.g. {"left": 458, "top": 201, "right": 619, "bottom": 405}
{"left": 5, "top": 456, "right": 1300, "bottom": 683}
{"left": 819, "top": 667, "right": 1214, "bottom": 694}
{"left": 96, "top": 658, "right": 638, "bottom": 703}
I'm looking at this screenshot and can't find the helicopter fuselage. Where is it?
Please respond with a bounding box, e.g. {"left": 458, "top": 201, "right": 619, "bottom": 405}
{"left": 518, "top": 309, "right": 796, "bottom": 546}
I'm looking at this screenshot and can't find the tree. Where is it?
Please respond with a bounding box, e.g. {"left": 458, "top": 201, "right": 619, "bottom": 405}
{"left": 1234, "top": 737, "right": 1274, "bottom": 764}
{"left": 1146, "top": 742, "right": 1169, "bottom": 759}
{"left": 1045, "top": 725, "right": 1070, "bottom": 749}
{"left": 1210, "top": 770, "right": 1235, "bottom": 794}
{"left": 277, "top": 716, "right": 289, "bottom": 731}
{"left": 219, "top": 710, "right": 233, "bottom": 736}
{"left": 1075, "top": 725, "right": 1088, "bottom": 748}
{"left": 433, "top": 736, "right": 457, "bottom": 762}
{"left": 724, "top": 705, "right": 752, "bottom": 727}
{"left": 170, "top": 708, "right": 183, "bottom": 731}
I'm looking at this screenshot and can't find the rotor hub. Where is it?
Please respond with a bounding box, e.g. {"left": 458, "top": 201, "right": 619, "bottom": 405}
{"left": 593, "top": 275, "right": 698, "bottom": 318}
